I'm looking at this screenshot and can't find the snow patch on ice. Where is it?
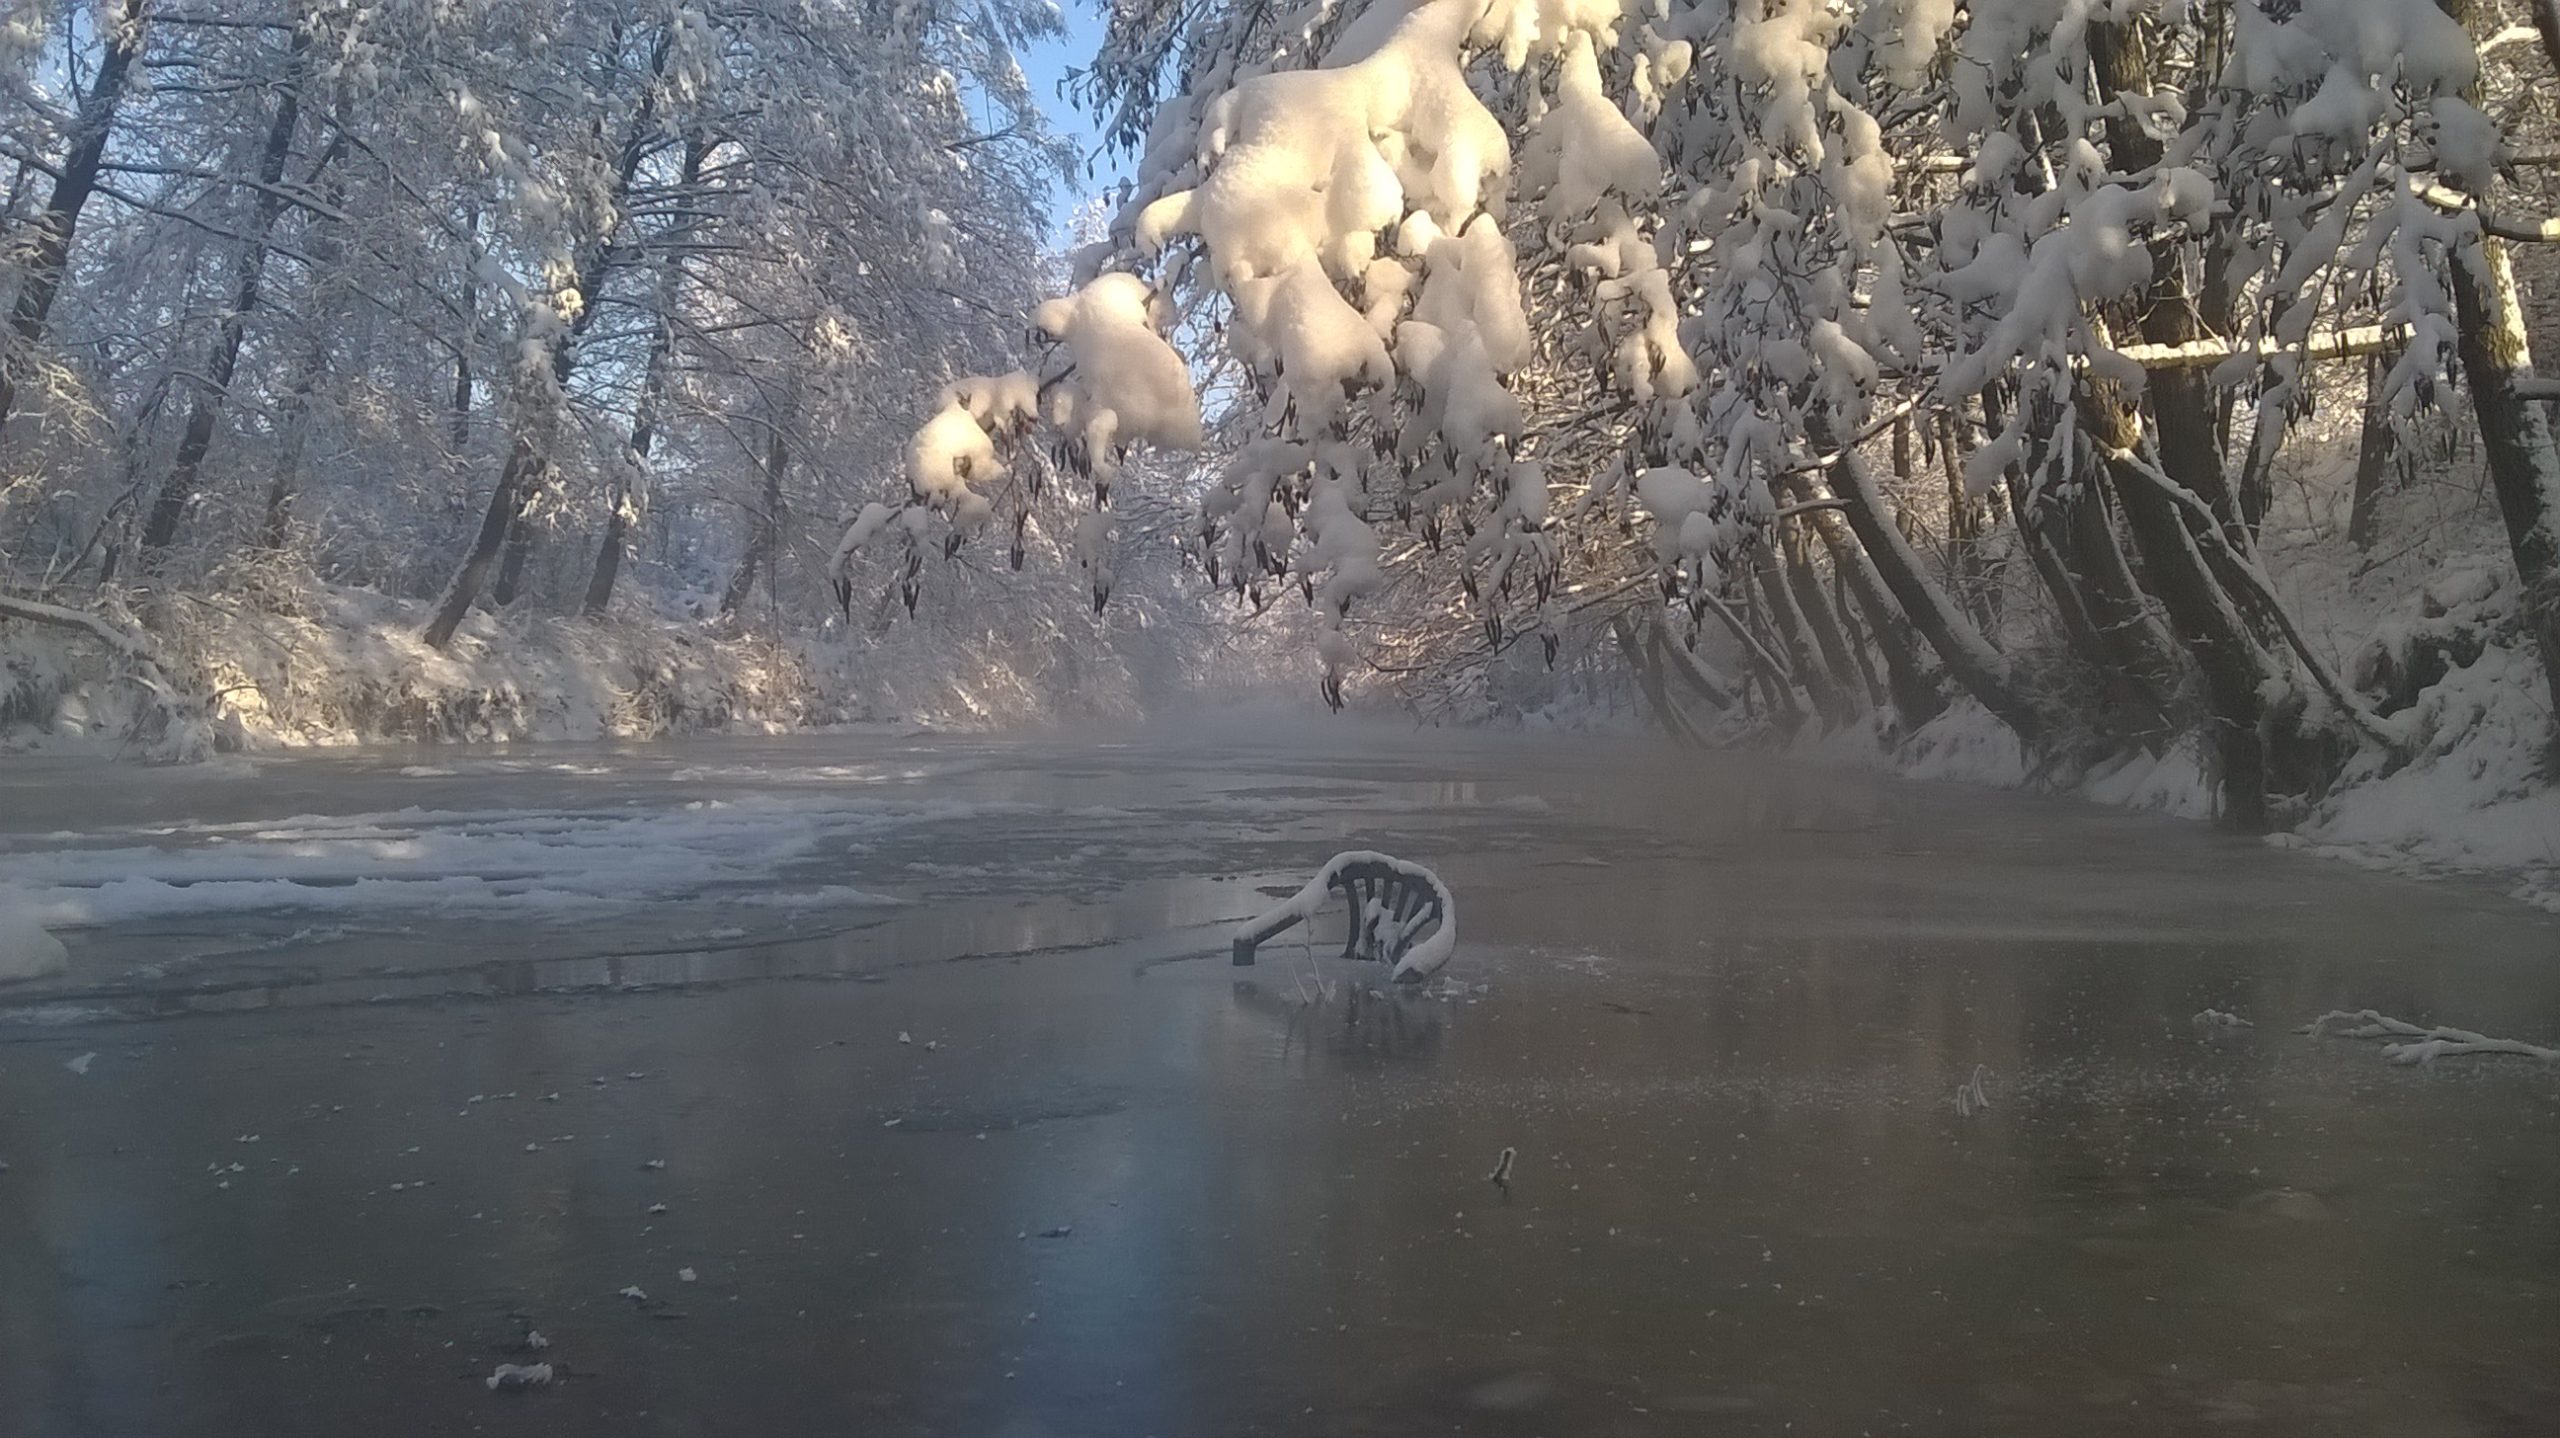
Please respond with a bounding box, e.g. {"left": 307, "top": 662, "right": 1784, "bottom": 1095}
{"left": 0, "top": 889, "right": 69, "bottom": 983}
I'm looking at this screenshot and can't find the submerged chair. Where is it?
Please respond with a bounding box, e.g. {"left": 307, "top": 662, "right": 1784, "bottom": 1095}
{"left": 1231, "top": 851, "right": 1456, "bottom": 982}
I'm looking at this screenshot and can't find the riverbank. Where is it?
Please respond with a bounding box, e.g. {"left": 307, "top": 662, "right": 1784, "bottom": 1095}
{"left": 1, "top": 579, "right": 1151, "bottom": 760}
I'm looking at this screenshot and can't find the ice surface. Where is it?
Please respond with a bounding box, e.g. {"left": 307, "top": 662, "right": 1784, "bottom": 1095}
{"left": 0, "top": 797, "right": 933, "bottom": 931}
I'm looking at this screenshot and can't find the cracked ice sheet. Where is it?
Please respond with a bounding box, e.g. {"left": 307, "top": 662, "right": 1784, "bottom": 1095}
{"left": 0, "top": 796, "right": 1029, "bottom": 930}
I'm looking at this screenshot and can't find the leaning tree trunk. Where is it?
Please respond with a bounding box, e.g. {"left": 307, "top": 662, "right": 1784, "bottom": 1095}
{"left": 0, "top": 0, "right": 150, "bottom": 449}
{"left": 491, "top": 504, "right": 536, "bottom": 607}
{"left": 1776, "top": 498, "right": 1870, "bottom": 719}
{"left": 582, "top": 315, "right": 674, "bottom": 618}
{"left": 1611, "top": 614, "right": 1705, "bottom": 745}
{"left": 141, "top": 32, "right": 316, "bottom": 555}
{"left": 1824, "top": 422, "right": 2043, "bottom": 744}
{"left": 1803, "top": 501, "right": 1945, "bottom": 727}
{"left": 2088, "top": 20, "right": 2318, "bottom": 828}
{"left": 421, "top": 436, "right": 544, "bottom": 650}
{"left": 421, "top": 30, "right": 672, "bottom": 649}
{"left": 2438, "top": 0, "right": 2560, "bottom": 759}
{"left": 1753, "top": 537, "right": 1852, "bottom": 728}
{"left": 584, "top": 141, "right": 703, "bottom": 620}
{"left": 2445, "top": 228, "right": 2560, "bottom": 756}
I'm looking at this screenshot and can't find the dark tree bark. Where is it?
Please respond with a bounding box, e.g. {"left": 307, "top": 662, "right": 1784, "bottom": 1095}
{"left": 1779, "top": 512, "right": 1868, "bottom": 719}
{"left": 1803, "top": 500, "right": 1945, "bottom": 727}
{"left": 143, "top": 30, "right": 318, "bottom": 553}
{"left": 1824, "top": 414, "right": 2043, "bottom": 742}
{"left": 451, "top": 205, "right": 479, "bottom": 455}
{"left": 2437, "top": 0, "right": 2560, "bottom": 759}
{"left": 258, "top": 330, "right": 331, "bottom": 551}
{"left": 582, "top": 320, "right": 673, "bottom": 618}
{"left": 2346, "top": 353, "right": 2401, "bottom": 553}
{"left": 491, "top": 499, "right": 536, "bottom": 607}
{"left": 721, "top": 425, "right": 790, "bottom": 618}
{"left": 1753, "top": 536, "right": 1853, "bottom": 727}
{"left": 2088, "top": 19, "right": 2320, "bottom": 828}
{"left": 422, "top": 30, "right": 672, "bottom": 649}
{"left": 585, "top": 138, "right": 706, "bottom": 619}
{"left": 2445, "top": 230, "right": 2560, "bottom": 758}
{"left": 1611, "top": 615, "right": 1705, "bottom": 745}
{"left": 0, "top": 0, "right": 150, "bottom": 447}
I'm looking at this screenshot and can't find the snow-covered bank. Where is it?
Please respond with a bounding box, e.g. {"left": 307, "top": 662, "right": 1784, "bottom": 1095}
{"left": 1821, "top": 503, "right": 2558, "bottom": 912}
{"left": 1, "top": 580, "right": 1153, "bottom": 759}
{"left": 1853, "top": 692, "right": 2559, "bottom": 914}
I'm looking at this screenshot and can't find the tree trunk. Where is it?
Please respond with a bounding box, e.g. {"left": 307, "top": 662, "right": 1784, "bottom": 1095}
{"left": 1754, "top": 537, "right": 1852, "bottom": 727}
{"left": 585, "top": 140, "right": 703, "bottom": 620}
{"left": 1653, "top": 618, "right": 1738, "bottom": 710}
{"left": 1611, "top": 614, "right": 1704, "bottom": 745}
{"left": 259, "top": 331, "right": 331, "bottom": 550}
{"left": 491, "top": 496, "right": 537, "bottom": 607}
{"left": 2086, "top": 386, "right": 2282, "bottom": 828}
{"left": 2346, "top": 353, "right": 2400, "bottom": 552}
{"left": 141, "top": 27, "right": 313, "bottom": 554}
{"left": 451, "top": 206, "right": 479, "bottom": 455}
{"left": 721, "top": 426, "right": 790, "bottom": 618}
{"left": 1805, "top": 501, "right": 1944, "bottom": 727}
{"left": 421, "top": 30, "right": 672, "bottom": 648}
{"left": 2438, "top": 0, "right": 2560, "bottom": 757}
{"left": 2089, "top": 19, "right": 2314, "bottom": 827}
{"left": 1936, "top": 414, "right": 1998, "bottom": 634}
{"left": 582, "top": 323, "right": 672, "bottom": 618}
{"left": 2445, "top": 229, "right": 2560, "bottom": 757}
{"left": 421, "top": 437, "right": 540, "bottom": 649}
{"left": 1827, "top": 427, "right": 2042, "bottom": 743}
{"left": 0, "top": 0, "right": 150, "bottom": 448}
{"left": 1780, "top": 514, "right": 1868, "bottom": 718}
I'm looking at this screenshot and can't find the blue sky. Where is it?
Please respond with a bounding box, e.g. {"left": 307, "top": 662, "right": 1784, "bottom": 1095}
{"left": 1018, "top": 0, "right": 1131, "bottom": 229}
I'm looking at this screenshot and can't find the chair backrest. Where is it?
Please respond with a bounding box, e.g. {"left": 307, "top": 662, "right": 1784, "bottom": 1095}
{"left": 1231, "top": 854, "right": 1449, "bottom": 973}
{"left": 1323, "top": 859, "right": 1446, "bottom": 963}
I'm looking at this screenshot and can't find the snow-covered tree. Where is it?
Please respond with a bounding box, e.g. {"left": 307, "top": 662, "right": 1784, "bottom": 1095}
{"left": 848, "top": 0, "right": 2560, "bottom": 825}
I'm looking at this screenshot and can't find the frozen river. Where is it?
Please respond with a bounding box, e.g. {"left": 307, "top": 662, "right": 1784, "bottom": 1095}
{"left": 3, "top": 723, "right": 2557, "bottom": 1435}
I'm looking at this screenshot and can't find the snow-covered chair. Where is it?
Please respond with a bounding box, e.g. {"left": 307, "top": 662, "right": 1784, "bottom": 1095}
{"left": 1231, "top": 851, "right": 1456, "bottom": 983}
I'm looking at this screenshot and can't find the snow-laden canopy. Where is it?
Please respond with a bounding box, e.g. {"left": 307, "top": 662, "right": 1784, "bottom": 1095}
{"left": 836, "top": 0, "right": 2560, "bottom": 829}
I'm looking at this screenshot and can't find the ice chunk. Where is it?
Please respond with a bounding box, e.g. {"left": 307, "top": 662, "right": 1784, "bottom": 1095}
{"left": 486, "top": 1362, "right": 553, "bottom": 1391}
{"left": 0, "top": 890, "right": 69, "bottom": 983}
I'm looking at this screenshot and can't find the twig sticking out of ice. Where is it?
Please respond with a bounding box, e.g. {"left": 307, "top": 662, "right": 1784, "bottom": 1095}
{"left": 1487, "top": 1146, "right": 1516, "bottom": 1189}
{"left": 485, "top": 1362, "right": 553, "bottom": 1392}
{"left": 2301, "top": 1009, "right": 2560, "bottom": 1065}
{"left": 1953, "top": 1065, "right": 1991, "bottom": 1117}
{"left": 2193, "top": 1009, "right": 2254, "bottom": 1029}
